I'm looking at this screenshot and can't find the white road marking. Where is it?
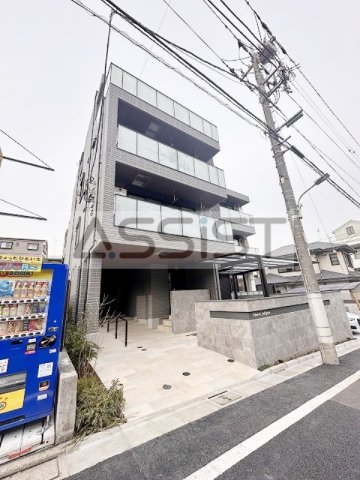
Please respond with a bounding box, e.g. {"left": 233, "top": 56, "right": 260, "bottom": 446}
{"left": 184, "top": 370, "right": 360, "bottom": 480}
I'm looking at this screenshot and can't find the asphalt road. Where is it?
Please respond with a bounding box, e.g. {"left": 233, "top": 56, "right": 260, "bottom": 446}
{"left": 69, "top": 349, "right": 360, "bottom": 480}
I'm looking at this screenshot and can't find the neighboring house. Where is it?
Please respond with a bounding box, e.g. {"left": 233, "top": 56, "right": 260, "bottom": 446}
{"left": 64, "top": 64, "right": 255, "bottom": 331}
{"left": 333, "top": 220, "right": 360, "bottom": 271}
{"left": 0, "top": 238, "right": 48, "bottom": 257}
{"left": 256, "top": 241, "right": 357, "bottom": 293}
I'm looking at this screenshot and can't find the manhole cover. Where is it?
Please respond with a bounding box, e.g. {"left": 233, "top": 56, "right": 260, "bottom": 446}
{"left": 182, "top": 372, "right": 191, "bottom": 376}
{"left": 163, "top": 384, "right": 172, "bottom": 390}
{"left": 208, "top": 391, "right": 241, "bottom": 406}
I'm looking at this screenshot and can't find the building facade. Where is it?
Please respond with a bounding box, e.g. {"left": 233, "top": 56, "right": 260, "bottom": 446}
{"left": 64, "top": 64, "right": 255, "bottom": 331}
{"left": 333, "top": 220, "right": 360, "bottom": 271}
{"left": 0, "top": 238, "right": 48, "bottom": 257}
{"left": 257, "top": 241, "right": 357, "bottom": 293}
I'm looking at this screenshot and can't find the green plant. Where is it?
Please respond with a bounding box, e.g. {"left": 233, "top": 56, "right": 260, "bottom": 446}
{"left": 76, "top": 376, "right": 126, "bottom": 436}
{"left": 64, "top": 323, "right": 100, "bottom": 377}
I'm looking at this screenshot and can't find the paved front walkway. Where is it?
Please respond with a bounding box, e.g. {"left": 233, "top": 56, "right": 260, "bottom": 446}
{"left": 92, "top": 321, "right": 258, "bottom": 420}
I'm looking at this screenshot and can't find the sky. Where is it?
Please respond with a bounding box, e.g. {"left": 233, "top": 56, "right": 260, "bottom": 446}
{"left": 0, "top": 0, "right": 359, "bottom": 257}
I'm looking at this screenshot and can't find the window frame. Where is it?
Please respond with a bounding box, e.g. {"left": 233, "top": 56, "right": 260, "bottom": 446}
{"left": 346, "top": 226, "right": 355, "bottom": 236}
{"left": 329, "top": 252, "right": 340, "bottom": 266}
{"left": 0, "top": 241, "right": 13, "bottom": 249}
{"left": 27, "top": 243, "right": 39, "bottom": 251}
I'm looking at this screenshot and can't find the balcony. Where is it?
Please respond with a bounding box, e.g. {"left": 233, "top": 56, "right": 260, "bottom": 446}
{"left": 118, "top": 125, "right": 226, "bottom": 188}
{"left": 114, "top": 195, "right": 234, "bottom": 244}
{"left": 219, "top": 206, "right": 255, "bottom": 236}
{"left": 111, "top": 64, "right": 219, "bottom": 142}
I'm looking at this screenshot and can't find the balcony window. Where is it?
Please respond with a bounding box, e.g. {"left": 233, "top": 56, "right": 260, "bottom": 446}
{"left": 114, "top": 196, "right": 137, "bottom": 229}
{"left": 122, "top": 71, "right": 137, "bottom": 95}
{"left": 137, "top": 81, "right": 157, "bottom": 106}
{"left": 137, "top": 135, "right": 159, "bottom": 162}
{"left": 137, "top": 201, "right": 161, "bottom": 232}
{"left": 189, "top": 111, "right": 204, "bottom": 133}
{"left": 174, "top": 102, "right": 190, "bottom": 125}
{"left": 0, "top": 241, "right": 13, "bottom": 249}
{"left": 203, "top": 120, "right": 212, "bottom": 137}
{"left": 194, "top": 159, "right": 210, "bottom": 182}
{"left": 27, "top": 243, "right": 39, "bottom": 251}
{"left": 111, "top": 67, "right": 123, "bottom": 88}
{"left": 217, "top": 169, "right": 226, "bottom": 187}
{"left": 161, "top": 206, "right": 182, "bottom": 236}
{"left": 118, "top": 125, "right": 137, "bottom": 155}
{"left": 159, "top": 144, "right": 178, "bottom": 169}
{"left": 178, "top": 152, "right": 195, "bottom": 176}
{"left": 209, "top": 165, "right": 219, "bottom": 185}
{"left": 200, "top": 216, "right": 218, "bottom": 241}
{"left": 157, "top": 92, "right": 174, "bottom": 116}
{"left": 182, "top": 210, "right": 201, "bottom": 238}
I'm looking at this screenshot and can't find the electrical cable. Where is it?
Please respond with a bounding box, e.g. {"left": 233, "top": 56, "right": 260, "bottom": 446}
{"left": 243, "top": 0, "right": 360, "bottom": 149}
{"left": 0, "top": 198, "right": 46, "bottom": 220}
{"left": 70, "top": 0, "right": 360, "bottom": 210}
{"left": 0, "top": 128, "right": 53, "bottom": 170}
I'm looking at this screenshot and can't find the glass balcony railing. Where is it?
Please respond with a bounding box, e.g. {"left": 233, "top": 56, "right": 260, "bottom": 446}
{"left": 219, "top": 206, "right": 254, "bottom": 225}
{"left": 117, "top": 125, "right": 226, "bottom": 188}
{"left": 110, "top": 64, "right": 219, "bottom": 142}
{"left": 114, "top": 195, "right": 234, "bottom": 243}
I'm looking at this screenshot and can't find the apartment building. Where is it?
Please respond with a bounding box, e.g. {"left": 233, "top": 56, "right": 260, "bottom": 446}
{"left": 64, "top": 64, "right": 255, "bottom": 331}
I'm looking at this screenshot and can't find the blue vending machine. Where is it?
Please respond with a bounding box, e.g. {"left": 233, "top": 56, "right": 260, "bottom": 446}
{"left": 0, "top": 263, "right": 68, "bottom": 432}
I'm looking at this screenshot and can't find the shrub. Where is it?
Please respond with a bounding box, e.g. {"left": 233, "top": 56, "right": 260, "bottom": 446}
{"left": 76, "top": 376, "right": 126, "bottom": 436}
{"left": 64, "top": 323, "right": 100, "bottom": 377}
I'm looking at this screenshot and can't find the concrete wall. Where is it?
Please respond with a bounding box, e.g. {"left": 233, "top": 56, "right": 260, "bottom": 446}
{"left": 195, "top": 292, "right": 353, "bottom": 369}
{"left": 171, "top": 289, "right": 210, "bottom": 334}
{"left": 55, "top": 351, "right": 78, "bottom": 444}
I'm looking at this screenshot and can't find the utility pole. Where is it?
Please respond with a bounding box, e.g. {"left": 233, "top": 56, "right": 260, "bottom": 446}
{"left": 252, "top": 53, "right": 339, "bottom": 365}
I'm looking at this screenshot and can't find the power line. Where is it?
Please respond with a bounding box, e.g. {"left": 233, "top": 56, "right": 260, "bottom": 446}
{"left": 1, "top": 155, "right": 54, "bottom": 171}
{"left": 0, "top": 128, "right": 53, "bottom": 170}
{"left": 0, "top": 198, "right": 47, "bottom": 221}
{"left": 70, "top": 0, "right": 360, "bottom": 210}
{"left": 243, "top": 0, "right": 360, "bottom": 149}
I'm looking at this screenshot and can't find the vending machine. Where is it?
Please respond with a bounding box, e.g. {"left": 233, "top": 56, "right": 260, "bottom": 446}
{"left": 0, "top": 263, "right": 68, "bottom": 432}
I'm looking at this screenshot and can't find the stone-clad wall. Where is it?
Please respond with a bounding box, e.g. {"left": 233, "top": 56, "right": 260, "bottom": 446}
{"left": 195, "top": 292, "right": 353, "bottom": 369}
{"left": 171, "top": 289, "right": 210, "bottom": 334}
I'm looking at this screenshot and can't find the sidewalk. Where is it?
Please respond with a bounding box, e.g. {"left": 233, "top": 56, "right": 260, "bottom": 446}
{"left": 2, "top": 336, "right": 359, "bottom": 480}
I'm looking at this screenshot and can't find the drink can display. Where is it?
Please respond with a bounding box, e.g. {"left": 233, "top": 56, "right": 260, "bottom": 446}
{"left": 17, "top": 303, "right": 26, "bottom": 316}
{"left": 31, "top": 303, "right": 39, "bottom": 314}
{"left": 41, "top": 282, "right": 49, "bottom": 298}
{"left": 27, "top": 282, "right": 35, "bottom": 299}
{"left": 2, "top": 305, "right": 10, "bottom": 316}
{"left": 34, "top": 282, "right": 43, "bottom": 298}
{"left": 20, "top": 282, "right": 29, "bottom": 299}
{"left": 14, "top": 281, "right": 22, "bottom": 299}
{"left": 7, "top": 321, "right": 16, "bottom": 334}
{"left": 9, "top": 304, "right": 18, "bottom": 317}
{"left": 28, "top": 319, "right": 38, "bottom": 331}
{"left": 24, "top": 303, "right": 32, "bottom": 316}
{"left": 38, "top": 302, "right": 46, "bottom": 314}
{"left": 0, "top": 322, "right": 7, "bottom": 335}
{"left": 35, "top": 319, "right": 44, "bottom": 331}
{"left": 22, "top": 319, "right": 29, "bottom": 331}
{"left": 15, "top": 320, "right": 23, "bottom": 333}
{"left": 0, "top": 305, "right": 2, "bottom": 316}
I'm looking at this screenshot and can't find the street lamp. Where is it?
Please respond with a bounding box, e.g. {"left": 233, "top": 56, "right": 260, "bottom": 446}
{"left": 297, "top": 173, "right": 330, "bottom": 216}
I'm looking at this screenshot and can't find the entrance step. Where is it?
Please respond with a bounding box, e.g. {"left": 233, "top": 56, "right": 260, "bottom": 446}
{"left": 158, "top": 317, "right": 173, "bottom": 332}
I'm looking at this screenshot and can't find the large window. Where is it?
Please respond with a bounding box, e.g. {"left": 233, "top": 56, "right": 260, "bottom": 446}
{"left": 161, "top": 206, "right": 182, "bottom": 236}
{"left": 114, "top": 196, "right": 137, "bottom": 229}
{"left": 329, "top": 253, "right": 340, "bottom": 266}
{"left": 137, "top": 135, "right": 158, "bottom": 163}
{"left": 137, "top": 201, "right": 161, "bottom": 232}
{"left": 346, "top": 226, "right": 355, "bottom": 236}
{"left": 344, "top": 253, "right": 354, "bottom": 269}
{"left": 194, "top": 159, "right": 210, "bottom": 182}
{"left": 159, "top": 144, "right": 178, "bottom": 169}
{"left": 118, "top": 125, "right": 137, "bottom": 154}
